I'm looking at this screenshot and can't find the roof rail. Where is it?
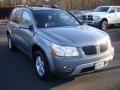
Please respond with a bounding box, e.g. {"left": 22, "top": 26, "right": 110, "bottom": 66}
{"left": 51, "top": 5, "right": 64, "bottom": 10}
{"left": 16, "top": 4, "right": 28, "bottom": 8}
{"left": 51, "top": 5, "right": 59, "bottom": 8}
{"left": 15, "top": 4, "right": 64, "bottom": 10}
{"left": 39, "top": 5, "right": 50, "bottom": 7}
{"left": 38, "top": 4, "right": 61, "bottom": 9}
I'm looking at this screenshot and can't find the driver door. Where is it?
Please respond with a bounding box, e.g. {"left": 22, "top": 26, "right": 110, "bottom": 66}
{"left": 18, "top": 11, "right": 34, "bottom": 55}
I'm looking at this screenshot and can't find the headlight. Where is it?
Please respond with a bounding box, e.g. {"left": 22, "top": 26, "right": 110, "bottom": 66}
{"left": 94, "top": 16, "right": 101, "bottom": 21}
{"left": 51, "top": 43, "right": 79, "bottom": 56}
{"left": 107, "top": 36, "right": 112, "bottom": 48}
{"left": 97, "top": 36, "right": 111, "bottom": 48}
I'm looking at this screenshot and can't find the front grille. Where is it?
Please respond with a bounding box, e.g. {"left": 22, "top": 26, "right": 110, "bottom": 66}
{"left": 88, "top": 15, "right": 93, "bottom": 20}
{"left": 81, "top": 43, "right": 108, "bottom": 56}
{"left": 82, "top": 15, "right": 87, "bottom": 20}
{"left": 82, "top": 46, "right": 97, "bottom": 55}
{"left": 82, "top": 15, "right": 93, "bottom": 21}
{"left": 100, "top": 42, "right": 108, "bottom": 53}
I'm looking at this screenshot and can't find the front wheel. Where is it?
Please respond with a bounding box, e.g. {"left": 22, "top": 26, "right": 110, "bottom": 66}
{"left": 34, "top": 51, "right": 51, "bottom": 80}
{"left": 100, "top": 20, "right": 108, "bottom": 30}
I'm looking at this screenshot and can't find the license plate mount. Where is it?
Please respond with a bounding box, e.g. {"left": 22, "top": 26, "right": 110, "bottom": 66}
{"left": 95, "top": 61, "right": 105, "bottom": 70}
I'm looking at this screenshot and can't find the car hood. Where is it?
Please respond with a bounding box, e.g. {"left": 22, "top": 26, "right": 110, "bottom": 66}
{"left": 37, "top": 25, "right": 108, "bottom": 47}
{"left": 84, "top": 12, "right": 107, "bottom": 16}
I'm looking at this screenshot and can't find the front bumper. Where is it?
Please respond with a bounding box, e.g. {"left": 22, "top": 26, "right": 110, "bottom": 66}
{"left": 51, "top": 47, "right": 114, "bottom": 76}
{"left": 83, "top": 20, "right": 101, "bottom": 27}
{"left": 70, "top": 55, "right": 113, "bottom": 76}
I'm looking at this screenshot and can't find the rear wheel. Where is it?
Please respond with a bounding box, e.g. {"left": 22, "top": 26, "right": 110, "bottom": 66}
{"left": 100, "top": 20, "right": 108, "bottom": 30}
{"left": 7, "top": 36, "right": 16, "bottom": 51}
{"left": 33, "top": 51, "right": 51, "bottom": 80}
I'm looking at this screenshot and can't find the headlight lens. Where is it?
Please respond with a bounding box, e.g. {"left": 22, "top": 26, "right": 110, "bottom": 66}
{"left": 97, "top": 36, "right": 111, "bottom": 48}
{"left": 94, "top": 16, "right": 101, "bottom": 21}
{"left": 107, "top": 36, "right": 112, "bottom": 48}
{"left": 52, "top": 43, "right": 79, "bottom": 56}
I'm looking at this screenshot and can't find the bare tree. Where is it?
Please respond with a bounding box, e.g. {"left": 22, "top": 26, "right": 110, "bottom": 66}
{"left": 0, "top": 0, "right": 120, "bottom": 9}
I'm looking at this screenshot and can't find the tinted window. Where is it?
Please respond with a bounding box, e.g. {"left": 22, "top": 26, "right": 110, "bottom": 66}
{"left": 21, "top": 11, "right": 32, "bottom": 25}
{"left": 116, "top": 8, "right": 120, "bottom": 12}
{"left": 109, "top": 8, "right": 115, "bottom": 13}
{"left": 94, "top": 7, "right": 109, "bottom": 12}
{"left": 12, "top": 10, "right": 22, "bottom": 23}
{"left": 33, "top": 10, "right": 80, "bottom": 28}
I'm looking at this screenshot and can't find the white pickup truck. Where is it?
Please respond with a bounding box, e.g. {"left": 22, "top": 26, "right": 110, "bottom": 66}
{"left": 82, "top": 6, "right": 120, "bottom": 30}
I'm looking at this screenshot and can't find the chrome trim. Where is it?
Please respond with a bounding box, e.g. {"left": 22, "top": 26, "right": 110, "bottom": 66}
{"left": 70, "top": 55, "right": 113, "bottom": 76}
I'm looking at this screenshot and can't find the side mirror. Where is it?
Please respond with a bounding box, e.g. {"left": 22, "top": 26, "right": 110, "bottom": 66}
{"left": 19, "top": 22, "right": 33, "bottom": 30}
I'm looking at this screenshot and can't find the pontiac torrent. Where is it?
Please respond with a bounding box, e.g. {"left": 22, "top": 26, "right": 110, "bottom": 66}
{"left": 7, "top": 5, "right": 114, "bottom": 80}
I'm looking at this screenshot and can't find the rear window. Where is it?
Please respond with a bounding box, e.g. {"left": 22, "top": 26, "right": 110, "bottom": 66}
{"left": 116, "top": 8, "right": 120, "bottom": 12}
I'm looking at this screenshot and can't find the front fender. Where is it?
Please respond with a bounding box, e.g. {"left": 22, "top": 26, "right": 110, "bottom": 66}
{"left": 33, "top": 34, "right": 55, "bottom": 71}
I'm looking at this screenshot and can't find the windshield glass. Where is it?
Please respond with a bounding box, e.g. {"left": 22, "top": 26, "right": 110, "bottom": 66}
{"left": 33, "top": 10, "right": 80, "bottom": 28}
{"left": 93, "top": 7, "right": 109, "bottom": 12}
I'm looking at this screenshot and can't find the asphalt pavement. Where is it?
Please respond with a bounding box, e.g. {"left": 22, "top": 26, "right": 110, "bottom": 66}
{"left": 0, "top": 25, "right": 120, "bottom": 90}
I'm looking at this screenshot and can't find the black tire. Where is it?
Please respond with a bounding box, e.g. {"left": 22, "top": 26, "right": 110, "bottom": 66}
{"left": 7, "top": 35, "right": 16, "bottom": 51}
{"left": 33, "top": 51, "right": 51, "bottom": 80}
{"left": 100, "top": 20, "right": 108, "bottom": 30}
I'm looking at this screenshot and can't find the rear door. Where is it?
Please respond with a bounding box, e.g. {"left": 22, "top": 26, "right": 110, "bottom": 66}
{"left": 8, "top": 10, "right": 22, "bottom": 45}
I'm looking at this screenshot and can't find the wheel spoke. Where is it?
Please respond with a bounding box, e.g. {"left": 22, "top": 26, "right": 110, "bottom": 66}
{"left": 36, "top": 56, "right": 45, "bottom": 77}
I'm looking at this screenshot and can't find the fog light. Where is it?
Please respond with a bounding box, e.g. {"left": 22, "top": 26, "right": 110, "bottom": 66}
{"left": 63, "top": 66, "right": 72, "bottom": 72}
{"left": 104, "top": 61, "right": 109, "bottom": 66}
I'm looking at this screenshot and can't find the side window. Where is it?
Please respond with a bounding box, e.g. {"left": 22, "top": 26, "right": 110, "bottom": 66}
{"left": 116, "top": 8, "right": 120, "bottom": 12}
{"left": 21, "top": 11, "right": 32, "bottom": 25}
{"left": 12, "top": 10, "right": 22, "bottom": 23}
{"left": 109, "top": 8, "right": 115, "bottom": 13}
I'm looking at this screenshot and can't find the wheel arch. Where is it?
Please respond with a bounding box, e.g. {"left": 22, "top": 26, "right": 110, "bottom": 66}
{"left": 6, "top": 30, "right": 11, "bottom": 37}
{"left": 32, "top": 44, "right": 46, "bottom": 58}
{"left": 101, "top": 18, "right": 108, "bottom": 22}
{"left": 32, "top": 44, "right": 51, "bottom": 71}
{"left": 6, "top": 30, "right": 10, "bottom": 36}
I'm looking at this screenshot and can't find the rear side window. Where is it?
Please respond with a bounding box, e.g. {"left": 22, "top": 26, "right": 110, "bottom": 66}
{"left": 109, "top": 8, "right": 115, "bottom": 13}
{"left": 116, "top": 8, "right": 120, "bottom": 12}
{"left": 12, "top": 10, "right": 22, "bottom": 23}
{"left": 94, "top": 7, "right": 109, "bottom": 12}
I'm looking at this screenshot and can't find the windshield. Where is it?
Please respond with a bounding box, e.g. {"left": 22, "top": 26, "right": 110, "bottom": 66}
{"left": 33, "top": 10, "right": 80, "bottom": 28}
{"left": 93, "top": 7, "right": 109, "bottom": 12}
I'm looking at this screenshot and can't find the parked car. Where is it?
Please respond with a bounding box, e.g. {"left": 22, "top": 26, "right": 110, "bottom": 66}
{"left": 70, "top": 10, "right": 91, "bottom": 21}
{"left": 81, "top": 6, "right": 120, "bottom": 30}
{"left": 7, "top": 5, "right": 114, "bottom": 80}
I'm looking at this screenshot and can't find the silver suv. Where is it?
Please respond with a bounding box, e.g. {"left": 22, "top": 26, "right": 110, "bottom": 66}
{"left": 7, "top": 5, "right": 114, "bottom": 80}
